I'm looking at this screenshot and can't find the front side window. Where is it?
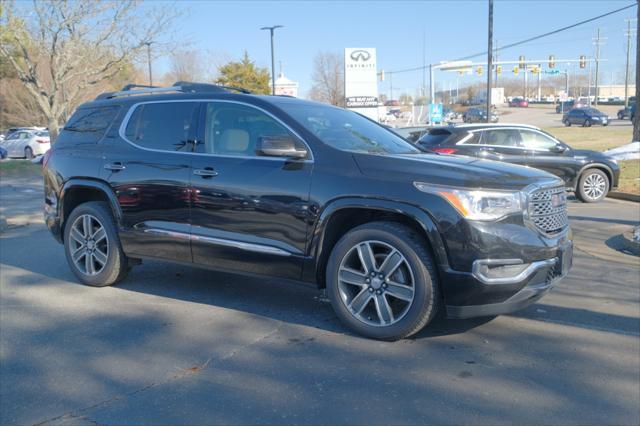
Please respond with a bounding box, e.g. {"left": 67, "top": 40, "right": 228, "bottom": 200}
{"left": 125, "top": 102, "right": 198, "bottom": 152}
{"left": 480, "top": 129, "right": 522, "bottom": 147}
{"left": 519, "top": 130, "right": 558, "bottom": 151}
{"left": 278, "top": 103, "right": 419, "bottom": 155}
{"left": 199, "top": 102, "right": 305, "bottom": 157}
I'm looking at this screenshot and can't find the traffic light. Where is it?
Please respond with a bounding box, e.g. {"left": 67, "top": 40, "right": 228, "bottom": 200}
{"left": 513, "top": 66, "right": 519, "bottom": 76}
{"left": 519, "top": 55, "right": 526, "bottom": 69}
{"left": 380, "top": 70, "right": 385, "bottom": 81}
{"left": 476, "top": 66, "right": 483, "bottom": 76}
{"left": 579, "top": 55, "right": 587, "bottom": 69}
{"left": 548, "top": 55, "right": 555, "bottom": 69}
{"left": 532, "top": 66, "right": 540, "bottom": 75}
{"left": 496, "top": 65, "right": 502, "bottom": 76}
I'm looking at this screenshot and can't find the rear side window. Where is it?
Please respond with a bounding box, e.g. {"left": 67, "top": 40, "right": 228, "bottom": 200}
{"left": 125, "top": 102, "right": 199, "bottom": 152}
{"left": 418, "top": 129, "right": 452, "bottom": 146}
{"left": 58, "top": 106, "right": 120, "bottom": 145}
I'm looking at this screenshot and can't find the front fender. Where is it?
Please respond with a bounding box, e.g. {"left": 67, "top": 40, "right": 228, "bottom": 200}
{"left": 303, "top": 197, "right": 450, "bottom": 283}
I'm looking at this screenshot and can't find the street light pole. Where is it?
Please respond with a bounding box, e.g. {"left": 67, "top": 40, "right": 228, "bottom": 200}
{"left": 486, "top": 0, "right": 493, "bottom": 122}
{"left": 260, "top": 25, "right": 283, "bottom": 95}
{"left": 144, "top": 41, "right": 154, "bottom": 86}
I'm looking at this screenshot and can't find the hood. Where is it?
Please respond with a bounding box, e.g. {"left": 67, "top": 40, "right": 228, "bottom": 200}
{"left": 353, "top": 153, "right": 561, "bottom": 191}
{"left": 571, "top": 149, "right": 611, "bottom": 161}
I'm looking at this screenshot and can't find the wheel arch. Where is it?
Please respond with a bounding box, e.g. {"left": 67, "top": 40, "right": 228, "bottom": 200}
{"left": 577, "top": 163, "right": 613, "bottom": 190}
{"left": 305, "top": 198, "right": 449, "bottom": 288}
{"left": 60, "top": 179, "right": 122, "bottom": 239}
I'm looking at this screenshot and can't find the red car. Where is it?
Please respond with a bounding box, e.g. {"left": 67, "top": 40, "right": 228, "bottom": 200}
{"left": 508, "top": 98, "right": 528, "bottom": 107}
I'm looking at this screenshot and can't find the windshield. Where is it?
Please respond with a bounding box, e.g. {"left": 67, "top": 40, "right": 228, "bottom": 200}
{"left": 583, "top": 108, "right": 600, "bottom": 114}
{"left": 279, "top": 104, "right": 420, "bottom": 155}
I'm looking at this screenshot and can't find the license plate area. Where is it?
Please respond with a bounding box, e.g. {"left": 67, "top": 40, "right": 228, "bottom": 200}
{"left": 556, "top": 242, "right": 573, "bottom": 276}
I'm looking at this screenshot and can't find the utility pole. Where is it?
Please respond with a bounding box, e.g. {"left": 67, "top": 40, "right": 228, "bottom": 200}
{"left": 624, "top": 18, "right": 636, "bottom": 108}
{"left": 429, "top": 64, "right": 434, "bottom": 104}
{"left": 537, "top": 65, "right": 541, "bottom": 101}
{"left": 144, "top": 41, "right": 153, "bottom": 86}
{"left": 389, "top": 71, "right": 394, "bottom": 100}
{"left": 260, "top": 25, "right": 284, "bottom": 95}
{"left": 494, "top": 39, "right": 499, "bottom": 86}
{"left": 422, "top": 27, "right": 426, "bottom": 97}
{"left": 593, "top": 28, "right": 606, "bottom": 106}
{"left": 486, "top": 0, "right": 493, "bottom": 122}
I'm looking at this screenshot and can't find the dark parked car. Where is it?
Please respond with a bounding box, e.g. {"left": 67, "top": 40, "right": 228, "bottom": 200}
{"left": 630, "top": 103, "right": 636, "bottom": 121}
{"left": 0, "top": 146, "right": 7, "bottom": 160}
{"left": 462, "top": 107, "right": 498, "bottom": 123}
{"left": 416, "top": 123, "right": 619, "bottom": 203}
{"left": 562, "top": 108, "right": 610, "bottom": 127}
{"left": 509, "top": 98, "right": 528, "bottom": 108}
{"left": 391, "top": 126, "right": 430, "bottom": 143}
{"left": 43, "top": 82, "right": 573, "bottom": 340}
{"left": 617, "top": 105, "right": 633, "bottom": 119}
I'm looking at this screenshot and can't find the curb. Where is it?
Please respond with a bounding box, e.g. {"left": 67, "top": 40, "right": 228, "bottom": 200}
{"left": 608, "top": 192, "right": 640, "bottom": 203}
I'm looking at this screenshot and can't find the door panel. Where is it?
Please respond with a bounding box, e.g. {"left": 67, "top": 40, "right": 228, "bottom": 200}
{"left": 190, "top": 101, "right": 312, "bottom": 279}
{"left": 100, "top": 101, "right": 199, "bottom": 262}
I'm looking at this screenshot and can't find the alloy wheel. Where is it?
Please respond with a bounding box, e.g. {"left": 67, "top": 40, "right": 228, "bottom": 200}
{"left": 68, "top": 214, "right": 109, "bottom": 276}
{"left": 582, "top": 173, "right": 607, "bottom": 200}
{"left": 337, "top": 240, "right": 415, "bottom": 327}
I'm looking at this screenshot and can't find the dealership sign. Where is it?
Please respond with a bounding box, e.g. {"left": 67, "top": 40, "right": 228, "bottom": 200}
{"left": 344, "top": 48, "right": 379, "bottom": 121}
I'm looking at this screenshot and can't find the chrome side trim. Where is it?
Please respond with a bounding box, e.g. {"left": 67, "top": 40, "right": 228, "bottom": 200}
{"left": 472, "top": 258, "right": 557, "bottom": 285}
{"left": 143, "top": 228, "right": 291, "bottom": 257}
{"left": 117, "top": 99, "right": 314, "bottom": 162}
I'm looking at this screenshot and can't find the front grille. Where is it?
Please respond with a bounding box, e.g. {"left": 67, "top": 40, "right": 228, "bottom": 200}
{"left": 528, "top": 186, "right": 568, "bottom": 235}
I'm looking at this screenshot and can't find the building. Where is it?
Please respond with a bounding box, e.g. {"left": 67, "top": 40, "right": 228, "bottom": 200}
{"left": 589, "top": 84, "right": 636, "bottom": 99}
{"left": 272, "top": 73, "right": 299, "bottom": 97}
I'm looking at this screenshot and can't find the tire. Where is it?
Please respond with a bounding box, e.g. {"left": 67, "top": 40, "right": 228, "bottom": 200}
{"left": 63, "top": 201, "right": 129, "bottom": 286}
{"left": 24, "top": 147, "right": 34, "bottom": 160}
{"left": 326, "top": 221, "right": 440, "bottom": 341}
{"left": 576, "top": 169, "right": 609, "bottom": 203}
{"left": 618, "top": 113, "right": 623, "bottom": 120}
{"left": 583, "top": 119, "right": 592, "bottom": 127}
{"left": 563, "top": 119, "right": 571, "bottom": 127}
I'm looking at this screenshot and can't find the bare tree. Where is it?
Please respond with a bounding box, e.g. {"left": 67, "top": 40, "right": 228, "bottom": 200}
{"left": 0, "top": 0, "right": 177, "bottom": 140}
{"left": 164, "top": 50, "right": 204, "bottom": 84}
{"left": 309, "top": 52, "right": 344, "bottom": 106}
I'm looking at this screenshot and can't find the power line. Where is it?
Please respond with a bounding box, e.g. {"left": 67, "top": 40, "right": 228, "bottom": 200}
{"left": 387, "top": 2, "right": 637, "bottom": 75}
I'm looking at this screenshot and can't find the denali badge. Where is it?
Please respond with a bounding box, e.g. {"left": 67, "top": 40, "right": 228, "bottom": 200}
{"left": 551, "top": 193, "right": 566, "bottom": 208}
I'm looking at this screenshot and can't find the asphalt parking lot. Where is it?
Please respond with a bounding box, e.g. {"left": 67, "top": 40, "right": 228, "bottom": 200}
{"left": 1, "top": 170, "right": 639, "bottom": 425}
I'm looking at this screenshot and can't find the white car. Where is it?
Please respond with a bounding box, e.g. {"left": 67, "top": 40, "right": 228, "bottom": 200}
{"left": 0, "top": 129, "right": 50, "bottom": 159}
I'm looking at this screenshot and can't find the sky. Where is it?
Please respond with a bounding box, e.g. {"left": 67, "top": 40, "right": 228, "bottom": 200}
{"left": 156, "top": 0, "right": 637, "bottom": 98}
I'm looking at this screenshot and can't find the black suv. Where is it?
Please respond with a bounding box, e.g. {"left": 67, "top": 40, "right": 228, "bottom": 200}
{"left": 417, "top": 124, "right": 619, "bottom": 203}
{"left": 43, "top": 83, "right": 573, "bottom": 340}
{"left": 462, "top": 107, "right": 498, "bottom": 123}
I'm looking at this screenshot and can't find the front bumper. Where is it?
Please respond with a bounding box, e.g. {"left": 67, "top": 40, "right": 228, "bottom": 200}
{"left": 444, "top": 240, "right": 573, "bottom": 319}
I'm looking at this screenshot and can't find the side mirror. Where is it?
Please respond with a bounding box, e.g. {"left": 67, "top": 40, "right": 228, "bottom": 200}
{"left": 550, "top": 143, "right": 567, "bottom": 153}
{"left": 256, "top": 136, "right": 308, "bottom": 159}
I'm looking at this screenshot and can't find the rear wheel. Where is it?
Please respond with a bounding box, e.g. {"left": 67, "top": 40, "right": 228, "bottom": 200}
{"left": 618, "top": 113, "right": 624, "bottom": 120}
{"left": 24, "top": 147, "right": 34, "bottom": 160}
{"left": 576, "top": 169, "right": 609, "bottom": 203}
{"left": 563, "top": 119, "right": 571, "bottom": 127}
{"left": 583, "top": 119, "right": 592, "bottom": 127}
{"left": 64, "top": 201, "right": 129, "bottom": 286}
{"left": 326, "top": 222, "right": 440, "bottom": 341}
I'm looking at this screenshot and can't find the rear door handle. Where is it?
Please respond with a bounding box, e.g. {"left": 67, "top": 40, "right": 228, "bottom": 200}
{"left": 193, "top": 168, "right": 218, "bottom": 178}
{"left": 104, "top": 162, "right": 126, "bottom": 171}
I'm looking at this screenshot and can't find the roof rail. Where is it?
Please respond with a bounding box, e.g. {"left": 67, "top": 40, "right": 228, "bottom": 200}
{"left": 95, "top": 81, "right": 252, "bottom": 100}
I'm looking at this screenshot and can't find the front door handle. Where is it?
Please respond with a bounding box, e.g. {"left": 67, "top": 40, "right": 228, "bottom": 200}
{"left": 193, "top": 168, "right": 218, "bottom": 178}
{"left": 104, "top": 162, "right": 126, "bottom": 171}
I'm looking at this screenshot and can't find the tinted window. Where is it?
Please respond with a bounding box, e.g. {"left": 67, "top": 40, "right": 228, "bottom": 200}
{"left": 279, "top": 103, "right": 419, "bottom": 155}
{"left": 199, "top": 102, "right": 302, "bottom": 156}
{"left": 519, "top": 130, "right": 557, "bottom": 150}
{"left": 59, "top": 106, "right": 120, "bottom": 144}
{"left": 35, "top": 131, "right": 49, "bottom": 137}
{"left": 418, "top": 129, "right": 452, "bottom": 146}
{"left": 481, "top": 129, "right": 522, "bottom": 147}
{"left": 125, "top": 102, "right": 198, "bottom": 152}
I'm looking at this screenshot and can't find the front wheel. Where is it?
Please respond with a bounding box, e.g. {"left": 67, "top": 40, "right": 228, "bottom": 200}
{"left": 326, "top": 222, "right": 440, "bottom": 340}
{"left": 618, "top": 113, "right": 624, "bottom": 120}
{"left": 24, "top": 147, "right": 34, "bottom": 160}
{"left": 583, "top": 119, "right": 592, "bottom": 127}
{"left": 576, "top": 169, "right": 609, "bottom": 203}
{"left": 64, "top": 201, "right": 129, "bottom": 286}
{"left": 563, "top": 119, "right": 571, "bottom": 127}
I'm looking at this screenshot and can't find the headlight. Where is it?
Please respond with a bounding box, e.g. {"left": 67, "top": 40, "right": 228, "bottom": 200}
{"left": 414, "top": 183, "right": 524, "bottom": 221}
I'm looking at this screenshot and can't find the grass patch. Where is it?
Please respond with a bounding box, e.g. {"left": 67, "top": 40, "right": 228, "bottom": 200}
{"left": 0, "top": 160, "right": 41, "bottom": 178}
{"left": 617, "top": 160, "right": 640, "bottom": 194}
{"left": 542, "top": 126, "right": 632, "bottom": 151}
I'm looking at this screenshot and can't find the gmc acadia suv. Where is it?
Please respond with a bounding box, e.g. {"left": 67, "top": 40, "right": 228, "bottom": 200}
{"left": 43, "top": 82, "right": 573, "bottom": 340}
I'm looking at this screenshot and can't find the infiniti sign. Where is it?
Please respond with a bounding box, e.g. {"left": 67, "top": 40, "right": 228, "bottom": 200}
{"left": 350, "top": 50, "right": 371, "bottom": 62}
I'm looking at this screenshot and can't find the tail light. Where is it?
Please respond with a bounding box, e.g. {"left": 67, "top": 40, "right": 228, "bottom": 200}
{"left": 432, "top": 148, "right": 458, "bottom": 155}
{"left": 36, "top": 138, "right": 49, "bottom": 144}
